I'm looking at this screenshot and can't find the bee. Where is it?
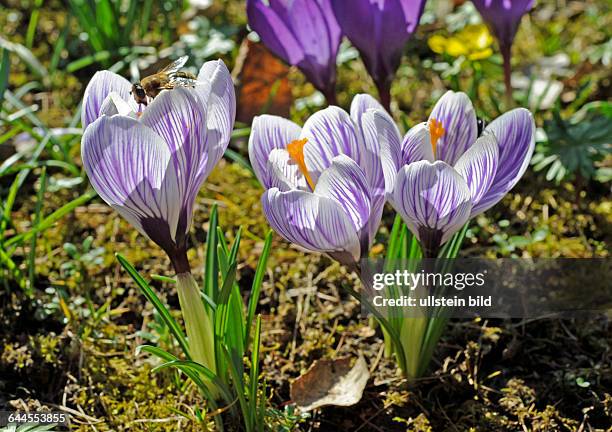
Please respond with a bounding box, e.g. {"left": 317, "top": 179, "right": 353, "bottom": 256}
{"left": 131, "top": 56, "right": 197, "bottom": 106}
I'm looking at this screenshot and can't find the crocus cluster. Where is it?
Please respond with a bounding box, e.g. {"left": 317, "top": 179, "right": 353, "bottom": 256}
{"left": 247, "top": 0, "right": 426, "bottom": 110}
{"left": 80, "top": 59, "right": 235, "bottom": 375}
{"left": 249, "top": 90, "right": 535, "bottom": 261}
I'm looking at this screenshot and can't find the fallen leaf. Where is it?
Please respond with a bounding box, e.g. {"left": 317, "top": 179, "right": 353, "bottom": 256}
{"left": 290, "top": 355, "right": 370, "bottom": 411}
{"left": 232, "top": 39, "right": 293, "bottom": 124}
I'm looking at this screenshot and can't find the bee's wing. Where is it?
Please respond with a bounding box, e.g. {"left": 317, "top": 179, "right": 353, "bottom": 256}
{"left": 158, "top": 55, "right": 189, "bottom": 75}
{"left": 167, "top": 76, "right": 199, "bottom": 87}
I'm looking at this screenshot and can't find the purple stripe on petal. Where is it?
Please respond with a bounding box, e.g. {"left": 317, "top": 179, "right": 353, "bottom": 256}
{"left": 302, "top": 106, "right": 362, "bottom": 183}
{"left": 248, "top": 115, "right": 302, "bottom": 188}
{"left": 314, "top": 155, "right": 372, "bottom": 233}
{"left": 428, "top": 91, "right": 478, "bottom": 165}
{"left": 81, "top": 116, "right": 181, "bottom": 252}
{"left": 261, "top": 187, "right": 361, "bottom": 261}
{"left": 401, "top": 122, "right": 435, "bottom": 165}
{"left": 454, "top": 134, "right": 499, "bottom": 215}
{"left": 140, "top": 88, "right": 208, "bottom": 223}
{"left": 472, "top": 108, "right": 535, "bottom": 214}
{"left": 82, "top": 70, "right": 132, "bottom": 128}
{"left": 392, "top": 160, "right": 472, "bottom": 246}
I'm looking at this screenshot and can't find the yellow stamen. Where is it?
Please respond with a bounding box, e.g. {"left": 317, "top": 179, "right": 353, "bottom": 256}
{"left": 287, "top": 138, "right": 315, "bottom": 190}
{"left": 429, "top": 118, "right": 445, "bottom": 158}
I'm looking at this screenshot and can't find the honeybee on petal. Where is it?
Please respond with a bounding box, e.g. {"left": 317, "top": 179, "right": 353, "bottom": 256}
{"left": 131, "top": 56, "right": 198, "bottom": 106}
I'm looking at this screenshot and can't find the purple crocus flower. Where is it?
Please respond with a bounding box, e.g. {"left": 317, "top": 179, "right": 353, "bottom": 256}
{"left": 248, "top": 94, "right": 396, "bottom": 265}
{"left": 246, "top": 0, "right": 342, "bottom": 104}
{"left": 330, "top": 0, "right": 426, "bottom": 111}
{"left": 80, "top": 60, "right": 236, "bottom": 273}
{"left": 471, "top": 0, "right": 535, "bottom": 101}
{"left": 378, "top": 90, "right": 535, "bottom": 256}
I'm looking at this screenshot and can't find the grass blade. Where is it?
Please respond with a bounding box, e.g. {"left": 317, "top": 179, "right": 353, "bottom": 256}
{"left": 245, "top": 231, "right": 272, "bottom": 344}
{"left": 27, "top": 167, "right": 47, "bottom": 295}
{"left": 116, "top": 254, "right": 191, "bottom": 360}
{"left": 204, "top": 205, "right": 219, "bottom": 302}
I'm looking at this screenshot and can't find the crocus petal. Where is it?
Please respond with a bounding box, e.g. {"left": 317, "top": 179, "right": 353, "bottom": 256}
{"left": 247, "top": 0, "right": 341, "bottom": 96}
{"left": 401, "top": 122, "right": 435, "bottom": 165}
{"left": 350, "top": 93, "right": 388, "bottom": 124}
{"left": 266, "top": 149, "right": 309, "bottom": 192}
{"left": 302, "top": 106, "right": 363, "bottom": 183}
{"left": 81, "top": 116, "right": 181, "bottom": 254}
{"left": 351, "top": 94, "right": 400, "bottom": 193}
{"left": 248, "top": 115, "right": 302, "bottom": 188}
{"left": 246, "top": 0, "right": 305, "bottom": 66}
{"left": 99, "top": 92, "right": 136, "bottom": 118}
{"left": 261, "top": 188, "right": 361, "bottom": 261}
{"left": 472, "top": 108, "right": 535, "bottom": 214}
{"left": 428, "top": 91, "right": 478, "bottom": 165}
{"left": 361, "top": 109, "right": 402, "bottom": 195}
{"left": 283, "top": 0, "right": 341, "bottom": 91}
{"left": 454, "top": 134, "right": 499, "bottom": 214}
{"left": 392, "top": 161, "right": 472, "bottom": 248}
{"left": 81, "top": 71, "right": 133, "bottom": 128}
{"left": 139, "top": 88, "right": 209, "bottom": 236}
{"left": 197, "top": 60, "right": 236, "bottom": 177}
{"left": 314, "top": 155, "right": 371, "bottom": 236}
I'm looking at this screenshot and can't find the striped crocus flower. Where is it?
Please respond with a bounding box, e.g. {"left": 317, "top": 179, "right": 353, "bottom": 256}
{"left": 378, "top": 90, "right": 535, "bottom": 256}
{"left": 248, "top": 94, "right": 396, "bottom": 265}
{"left": 80, "top": 60, "right": 235, "bottom": 374}
{"left": 246, "top": 0, "right": 342, "bottom": 104}
{"left": 81, "top": 60, "right": 235, "bottom": 273}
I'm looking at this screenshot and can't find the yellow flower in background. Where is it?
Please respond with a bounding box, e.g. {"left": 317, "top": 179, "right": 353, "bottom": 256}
{"left": 428, "top": 24, "right": 494, "bottom": 61}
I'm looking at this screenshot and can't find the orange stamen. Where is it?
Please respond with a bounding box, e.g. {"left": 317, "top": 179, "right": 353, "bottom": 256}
{"left": 287, "top": 138, "right": 315, "bottom": 190}
{"left": 428, "top": 118, "right": 445, "bottom": 158}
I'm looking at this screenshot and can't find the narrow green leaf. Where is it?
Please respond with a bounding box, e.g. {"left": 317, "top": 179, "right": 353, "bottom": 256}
{"left": 27, "top": 167, "right": 47, "bottom": 295}
{"left": 248, "top": 315, "right": 262, "bottom": 422}
{"left": 245, "top": 231, "right": 272, "bottom": 344}
{"left": 222, "top": 346, "right": 252, "bottom": 432}
{"left": 204, "top": 205, "right": 219, "bottom": 302}
{"left": 0, "top": 48, "right": 10, "bottom": 106}
{"left": 116, "top": 254, "right": 191, "bottom": 360}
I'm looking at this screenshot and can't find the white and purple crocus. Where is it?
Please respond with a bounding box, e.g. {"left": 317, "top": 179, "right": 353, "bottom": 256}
{"left": 377, "top": 90, "right": 535, "bottom": 256}
{"left": 247, "top": 0, "right": 342, "bottom": 104}
{"left": 80, "top": 60, "right": 235, "bottom": 377}
{"left": 248, "top": 94, "right": 396, "bottom": 266}
{"left": 80, "top": 60, "right": 235, "bottom": 274}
